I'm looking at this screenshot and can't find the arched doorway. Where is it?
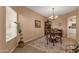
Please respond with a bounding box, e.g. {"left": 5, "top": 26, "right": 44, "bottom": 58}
{"left": 67, "top": 16, "right": 76, "bottom": 39}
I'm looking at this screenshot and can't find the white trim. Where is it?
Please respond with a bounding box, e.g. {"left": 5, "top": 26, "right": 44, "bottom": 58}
{"left": 24, "top": 35, "right": 44, "bottom": 43}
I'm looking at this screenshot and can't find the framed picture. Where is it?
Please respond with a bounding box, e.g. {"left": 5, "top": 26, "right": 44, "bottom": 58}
{"left": 35, "top": 20, "right": 41, "bottom": 28}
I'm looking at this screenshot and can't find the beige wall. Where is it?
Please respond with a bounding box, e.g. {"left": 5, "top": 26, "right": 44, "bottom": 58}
{"left": 76, "top": 7, "right": 79, "bottom": 43}
{"left": 16, "top": 7, "right": 46, "bottom": 42}
{"left": 0, "top": 6, "right": 7, "bottom": 52}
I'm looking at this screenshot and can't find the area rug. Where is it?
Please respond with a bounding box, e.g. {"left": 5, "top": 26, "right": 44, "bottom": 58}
{"left": 28, "top": 37, "right": 73, "bottom": 53}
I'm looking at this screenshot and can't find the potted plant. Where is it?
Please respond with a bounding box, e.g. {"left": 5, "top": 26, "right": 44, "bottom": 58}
{"left": 15, "top": 22, "right": 24, "bottom": 48}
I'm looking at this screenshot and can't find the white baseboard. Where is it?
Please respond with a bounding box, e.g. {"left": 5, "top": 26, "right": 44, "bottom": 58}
{"left": 25, "top": 35, "right": 44, "bottom": 43}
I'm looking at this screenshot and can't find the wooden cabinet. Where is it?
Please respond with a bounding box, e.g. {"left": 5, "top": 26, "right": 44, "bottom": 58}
{"left": 44, "top": 20, "right": 51, "bottom": 35}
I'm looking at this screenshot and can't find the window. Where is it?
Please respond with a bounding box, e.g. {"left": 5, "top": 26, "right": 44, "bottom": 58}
{"left": 6, "top": 7, "right": 17, "bottom": 42}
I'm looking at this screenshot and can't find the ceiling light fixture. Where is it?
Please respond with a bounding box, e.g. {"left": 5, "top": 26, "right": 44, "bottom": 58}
{"left": 49, "top": 8, "right": 58, "bottom": 20}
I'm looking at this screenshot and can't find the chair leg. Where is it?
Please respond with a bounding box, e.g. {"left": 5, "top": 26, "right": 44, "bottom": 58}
{"left": 47, "top": 38, "right": 49, "bottom": 45}
{"left": 45, "top": 35, "right": 48, "bottom": 45}
{"left": 60, "top": 37, "right": 62, "bottom": 44}
{"left": 53, "top": 39, "right": 55, "bottom": 46}
{"left": 53, "top": 42, "right": 55, "bottom": 46}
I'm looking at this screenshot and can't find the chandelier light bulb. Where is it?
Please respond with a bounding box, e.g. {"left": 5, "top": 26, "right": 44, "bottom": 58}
{"left": 49, "top": 8, "right": 58, "bottom": 20}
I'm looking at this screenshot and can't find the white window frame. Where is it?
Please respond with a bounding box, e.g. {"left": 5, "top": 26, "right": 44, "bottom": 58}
{"left": 6, "top": 6, "right": 17, "bottom": 42}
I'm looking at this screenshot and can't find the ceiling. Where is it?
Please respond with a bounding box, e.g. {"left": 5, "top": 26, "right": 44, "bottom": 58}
{"left": 27, "top": 6, "right": 78, "bottom": 17}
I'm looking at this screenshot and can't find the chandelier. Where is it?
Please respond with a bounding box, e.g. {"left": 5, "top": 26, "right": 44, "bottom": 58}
{"left": 49, "top": 8, "right": 58, "bottom": 20}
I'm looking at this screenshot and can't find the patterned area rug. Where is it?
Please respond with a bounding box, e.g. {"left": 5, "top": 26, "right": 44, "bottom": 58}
{"left": 28, "top": 37, "right": 75, "bottom": 53}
